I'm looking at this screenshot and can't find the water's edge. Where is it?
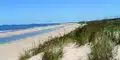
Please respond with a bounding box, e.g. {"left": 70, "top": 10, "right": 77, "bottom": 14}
{"left": 0, "top": 27, "right": 61, "bottom": 44}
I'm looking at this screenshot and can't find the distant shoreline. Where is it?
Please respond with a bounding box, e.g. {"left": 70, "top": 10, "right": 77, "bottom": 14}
{"left": 0, "top": 24, "right": 62, "bottom": 38}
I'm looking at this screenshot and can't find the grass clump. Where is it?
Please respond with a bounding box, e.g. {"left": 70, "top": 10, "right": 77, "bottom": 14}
{"left": 19, "top": 50, "right": 31, "bottom": 60}
{"left": 90, "top": 31, "right": 114, "bottom": 60}
{"left": 42, "top": 49, "right": 63, "bottom": 60}
{"left": 19, "top": 33, "right": 74, "bottom": 60}
{"left": 78, "top": 18, "right": 120, "bottom": 60}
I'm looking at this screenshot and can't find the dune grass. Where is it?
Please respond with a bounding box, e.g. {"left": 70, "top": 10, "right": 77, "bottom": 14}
{"left": 19, "top": 32, "right": 75, "bottom": 60}
{"left": 89, "top": 31, "right": 114, "bottom": 60}
{"left": 19, "top": 50, "right": 32, "bottom": 60}
{"left": 42, "top": 49, "right": 63, "bottom": 60}
{"left": 19, "top": 18, "right": 120, "bottom": 60}
{"left": 80, "top": 18, "right": 120, "bottom": 60}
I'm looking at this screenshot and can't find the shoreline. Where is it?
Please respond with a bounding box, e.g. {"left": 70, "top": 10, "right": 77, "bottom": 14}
{"left": 0, "top": 24, "right": 62, "bottom": 38}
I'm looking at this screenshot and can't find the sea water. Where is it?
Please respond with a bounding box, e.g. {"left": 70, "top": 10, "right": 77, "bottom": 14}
{"left": 0, "top": 24, "right": 60, "bottom": 43}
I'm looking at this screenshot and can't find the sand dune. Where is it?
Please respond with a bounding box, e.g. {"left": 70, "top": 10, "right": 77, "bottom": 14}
{"left": 0, "top": 23, "right": 81, "bottom": 60}
{"left": 61, "top": 43, "right": 90, "bottom": 60}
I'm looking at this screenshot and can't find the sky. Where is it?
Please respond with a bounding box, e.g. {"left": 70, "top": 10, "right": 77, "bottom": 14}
{"left": 0, "top": 0, "right": 120, "bottom": 25}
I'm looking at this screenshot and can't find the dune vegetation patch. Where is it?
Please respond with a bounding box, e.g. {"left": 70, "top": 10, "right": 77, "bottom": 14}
{"left": 19, "top": 18, "right": 120, "bottom": 60}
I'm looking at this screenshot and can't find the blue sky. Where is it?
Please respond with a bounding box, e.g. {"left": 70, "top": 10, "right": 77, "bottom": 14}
{"left": 0, "top": 0, "right": 120, "bottom": 25}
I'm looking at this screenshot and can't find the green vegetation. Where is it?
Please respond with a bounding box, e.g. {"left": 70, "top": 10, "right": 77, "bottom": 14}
{"left": 42, "top": 50, "right": 63, "bottom": 60}
{"left": 19, "top": 50, "right": 32, "bottom": 60}
{"left": 19, "top": 34, "right": 75, "bottom": 60}
{"left": 90, "top": 31, "right": 114, "bottom": 60}
{"left": 19, "top": 18, "right": 120, "bottom": 60}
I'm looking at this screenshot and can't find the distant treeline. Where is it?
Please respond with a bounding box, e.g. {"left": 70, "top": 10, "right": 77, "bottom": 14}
{"left": 79, "top": 17, "right": 120, "bottom": 25}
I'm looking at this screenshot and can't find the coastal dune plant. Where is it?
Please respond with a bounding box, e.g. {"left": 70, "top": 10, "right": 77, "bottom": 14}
{"left": 77, "top": 18, "right": 120, "bottom": 60}
{"left": 42, "top": 49, "right": 63, "bottom": 60}
{"left": 19, "top": 50, "right": 32, "bottom": 60}
{"left": 90, "top": 31, "right": 114, "bottom": 60}
{"left": 19, "top": 33, "right": 74, "bottom": 60}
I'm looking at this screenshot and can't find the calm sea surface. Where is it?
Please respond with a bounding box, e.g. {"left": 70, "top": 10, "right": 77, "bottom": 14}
{"left": 0, "top": 24, "right": 60, "bottom": 43}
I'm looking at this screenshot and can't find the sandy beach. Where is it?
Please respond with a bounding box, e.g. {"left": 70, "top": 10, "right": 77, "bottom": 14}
{"left": 0, "top": 23, "right": 81, "bottom": 60}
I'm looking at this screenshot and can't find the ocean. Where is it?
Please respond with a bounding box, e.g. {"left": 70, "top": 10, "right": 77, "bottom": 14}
{"left": 0, "top": 23, "right": 60, "bottom": 43}
{"left": 0, "top": 23, "right": 60, "bottom": 31}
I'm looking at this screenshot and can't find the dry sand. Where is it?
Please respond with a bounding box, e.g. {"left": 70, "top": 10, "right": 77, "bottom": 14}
{"left": 112, "top": 45, "right": 120, "bottom": 60}
{"left": 0, "top": 23, "right": 82, "bottom": 60}
{"left": 28, "top": 53, "right": 44, "bottom": 60}
{"left": 61, "top": 43, "right": 91, "bottom": 60}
